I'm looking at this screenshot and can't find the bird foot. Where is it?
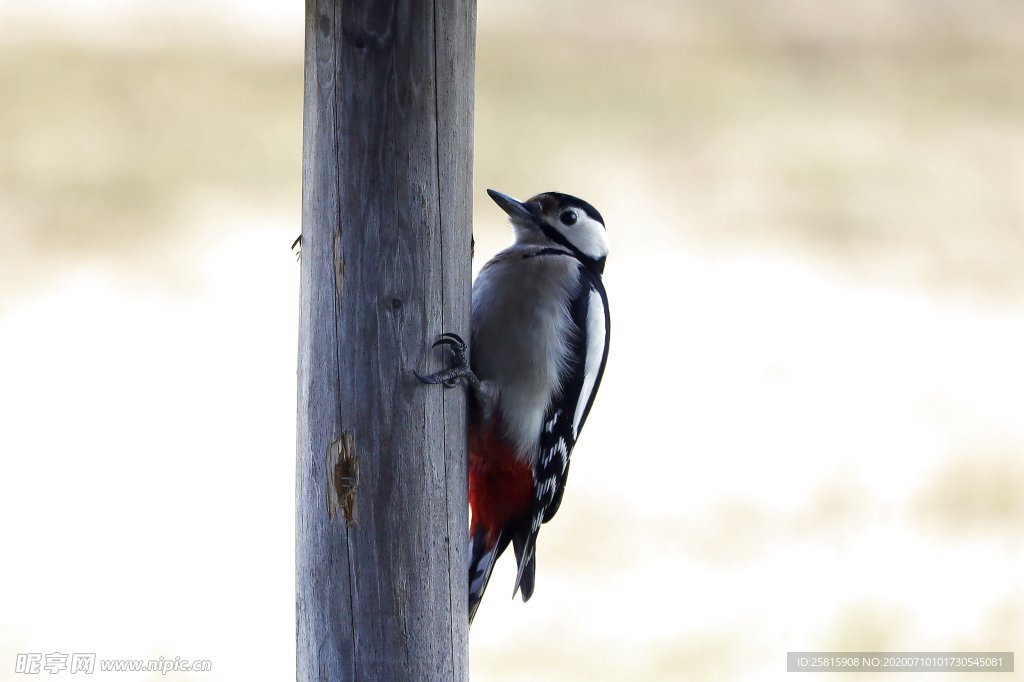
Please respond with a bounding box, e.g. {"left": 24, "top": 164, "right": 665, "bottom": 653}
{"left": 415, "top": 333, "right": 480, "bottom": 389}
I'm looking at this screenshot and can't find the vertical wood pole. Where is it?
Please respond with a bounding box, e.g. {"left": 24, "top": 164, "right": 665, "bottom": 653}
{"left": 296, "top": 0, "right": 475, "bottom": 679}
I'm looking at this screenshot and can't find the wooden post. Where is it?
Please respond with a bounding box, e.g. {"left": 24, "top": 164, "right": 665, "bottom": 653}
{"left": 296, "top": 0, "right": 474, "bottom": 679}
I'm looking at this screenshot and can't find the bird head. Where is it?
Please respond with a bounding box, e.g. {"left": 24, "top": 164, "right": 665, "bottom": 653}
{"left": 487, "top": 188, "right": 608, "bottom": 271}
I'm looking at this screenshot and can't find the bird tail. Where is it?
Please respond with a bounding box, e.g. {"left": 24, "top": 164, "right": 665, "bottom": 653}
{"left": 509, "top": 524, "right": 540, "bottom": 602}
{"left": 468, "top": 525, "right": 539, "bottom": 622}
{"left": 511, "top": 529, "right": 537, "bottom": 602}
{"left": 468, "top": 525, "right": 507, "bottom": 625}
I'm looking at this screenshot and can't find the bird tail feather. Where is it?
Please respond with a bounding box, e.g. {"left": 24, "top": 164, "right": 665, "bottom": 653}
{"left": 468, "top": 526, "right": 508, "bottom": 624}
{"left": 511, "top": 530, "right": 537, "bottom": 602}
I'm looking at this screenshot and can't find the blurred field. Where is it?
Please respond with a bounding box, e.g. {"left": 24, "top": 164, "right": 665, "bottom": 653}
{"left": 1, "top": 1, "right": 1023, "bottom": 680}
{"left": 0, "top": 39, "right": 302, "bottom": 306}
{"left": 475, "top": 1, "right": 1024, "bottom": 300}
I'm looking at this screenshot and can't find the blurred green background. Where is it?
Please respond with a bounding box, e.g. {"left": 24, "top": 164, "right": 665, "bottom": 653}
{"left": 1, "top": 1, "right": 1022, "bottom": 680}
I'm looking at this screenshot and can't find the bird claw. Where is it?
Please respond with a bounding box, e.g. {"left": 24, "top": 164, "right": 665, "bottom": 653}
{"left": 430, "top": 333, "right": 468, "bottom": 368}
{"left": 431, "top": 332, "right": 466, "bottom": 350}
{"left": 416, "top": 333, "right": 476, "bottom": 389}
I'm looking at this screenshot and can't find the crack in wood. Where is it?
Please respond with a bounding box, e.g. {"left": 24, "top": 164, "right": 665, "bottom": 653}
{"left": 327, "top": 431, "right": 359, "bottom": 526}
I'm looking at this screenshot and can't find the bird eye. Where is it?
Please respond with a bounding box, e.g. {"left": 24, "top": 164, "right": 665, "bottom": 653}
{"left": 559, "top": 210, "right": 578, "bottom": 226}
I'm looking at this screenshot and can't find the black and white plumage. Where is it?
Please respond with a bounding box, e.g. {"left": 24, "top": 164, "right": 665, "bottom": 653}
{"left": 508, "top": 245, "right": 609, "bottom": 600}
{"left": 420, "top": 189, "right": 611, "bottom": 623}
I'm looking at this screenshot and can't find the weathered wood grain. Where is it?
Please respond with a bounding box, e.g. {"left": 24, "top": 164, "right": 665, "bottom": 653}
{"left": 296, "top": 0, "right": 474, "bottom": 679}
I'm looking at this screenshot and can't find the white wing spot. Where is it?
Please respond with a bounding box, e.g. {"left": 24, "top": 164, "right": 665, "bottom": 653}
{"left": 536, "top": 476, "right": 556, "bottom": 499}
{"left": 556, "top": 438, "right": 569, "bottom": 469}
{"left": 572, "top": 289, "right": 606, "bottom": 438}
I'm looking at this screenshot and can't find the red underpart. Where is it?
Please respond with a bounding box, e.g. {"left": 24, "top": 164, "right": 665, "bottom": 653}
{"left": 469, "top": 423, "right": 533, "bottom": 549}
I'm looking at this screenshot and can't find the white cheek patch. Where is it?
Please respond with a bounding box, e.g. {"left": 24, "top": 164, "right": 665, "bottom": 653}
{"left": 559, "top": 215, "right": 608, "bottom": 261}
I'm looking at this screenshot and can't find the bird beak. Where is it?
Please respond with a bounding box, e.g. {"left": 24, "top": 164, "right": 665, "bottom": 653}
{"left": 487, "top": 189, "right": 538, "bottom": 223}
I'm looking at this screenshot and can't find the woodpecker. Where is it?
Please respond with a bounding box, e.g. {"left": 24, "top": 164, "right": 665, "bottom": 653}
{"left": 417, "top": 188, "right": 610, "bottom": 623}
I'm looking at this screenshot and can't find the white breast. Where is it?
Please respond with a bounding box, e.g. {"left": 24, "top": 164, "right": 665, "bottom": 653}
{"left": 471, "top": 247, "right": 580, "bottom": 462}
